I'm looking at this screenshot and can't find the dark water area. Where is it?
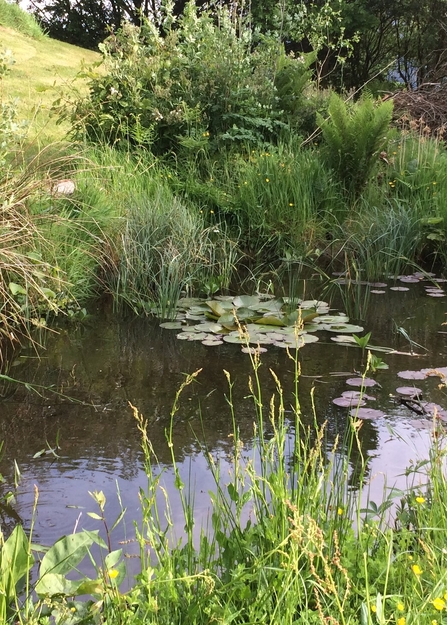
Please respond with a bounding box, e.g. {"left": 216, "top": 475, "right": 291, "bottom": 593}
{"left": 1, "top": 278, "right": 447, "bottom": 583}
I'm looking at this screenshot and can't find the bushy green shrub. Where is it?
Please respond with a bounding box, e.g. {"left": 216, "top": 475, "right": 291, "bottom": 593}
{"left": 69, "top": 2, "right": 314, "bottom": 154}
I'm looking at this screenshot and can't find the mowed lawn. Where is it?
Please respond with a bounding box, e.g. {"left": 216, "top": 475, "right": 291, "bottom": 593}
{"left": 1, "top": 25, "right": 101, "bottom": 141}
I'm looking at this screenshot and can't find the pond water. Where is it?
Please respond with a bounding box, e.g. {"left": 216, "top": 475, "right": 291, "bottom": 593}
{"left": 1, "top": 276, "right": 447, "bottom": 585}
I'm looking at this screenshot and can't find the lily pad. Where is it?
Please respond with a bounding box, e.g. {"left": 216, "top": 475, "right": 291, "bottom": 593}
{"left": 420, "top": 367, "right": 447, "bottom": 378}
{"left": 333, "top": 397, "right": 366, "bottom": 408}
{"left": 397, "top": 370, "right": 427, "bottom": 380}
{"left": 313, "top": 315, "right": 350, "bottom": 325}
{"left": 398, "top": 275, "right": 420, "bottom": 283}
{"left": 349, "top": 407, "right": 385, "bottom": 420}
{"left": 177, "top": 331, "right": 208, "bottom": 341}
{"left": 160, "top": 321, "right": 184, "bottom": 330}
{"left": 232, "top": 294, "right": 262, "bottom": 309}
{"left": 346, "top": 377, "right": 378, "bottom": 387}
{"left": 194, "top": 322, "right": 224, "bottom": 333}
{"left": 396, "top": 386, "right": 423, "bottom": 397}
{"left": 202, "top": 339, "right": 224, "bottom": 346}
{"left": 331, "top": 335, "right": 357, "bottom": 344}
{"left": 322, "top": 324, "right": 364, "bottom": 334}
{"left": 342, "top": 390, "right": 375, "bottom": 401}
{"left": 371, "top": 290, "right": 386, "bottom": 294}
{"left": 427, "top": 292, "right": 445, "bottom": 297}
{"left": 390, "top": 286, "right": 409, "bottom": 292}
{"left": 241, "top": 346, "right": 268, "bottom": 354}
{"left": 223, "top": 334, "right": 247, "bottom": 344}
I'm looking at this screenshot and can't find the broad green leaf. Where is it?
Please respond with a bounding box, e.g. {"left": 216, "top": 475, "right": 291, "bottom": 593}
{"left": 9, "top": 282, "right": 26, "bottom": 296}
{"left": 35, "top": 573, "right": 82, "bottom": 598}
{"left": 0, "top": 525, "right": 33, "bottom": 603}
{"left": 206, "top": 300, "right": 226, "bottom": 317}
{"left": 105, "top": 549, "right": 122, "bottom": 569}
{"left": 39, "top": 531, "right": 97, "bottom": 578}
{"left": 232, "top": 295, "right": 261, "bottom": 309}
{"left": 254, "top": 316, "right": 286, "bottom": 327}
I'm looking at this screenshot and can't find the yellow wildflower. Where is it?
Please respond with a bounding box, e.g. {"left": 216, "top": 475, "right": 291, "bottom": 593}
{"left": 337, "top": 507, "right": 343, "bottom": 516}
{"left": 397, "top": 618, "right": 406, "bottom": 625}
{"left": 265, "top": 178, "right": 270, "bottom": 182}
{"left": 412, "top": 564, "right": 423, "bottom": 576}
{"left": 289, "top": 202, "right": 294, "bottom": 206}
{"left": 416, "top": 496, "right": 425, "bottom": 504}
{"left": 109, "top": 569, "right": 119, "bottom": 579}
{"left": 432, "top": 597, "right": 445, "bottom": 611}
{"left": 371, "top": 604, "right": 377, "bottom": 613}
{"left": 397, "top": 602, "right": 405, "bottom": 611}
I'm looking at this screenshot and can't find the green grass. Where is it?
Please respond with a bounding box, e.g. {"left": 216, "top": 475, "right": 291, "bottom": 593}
{"left": 0, "top": 22, "right": 100, "bottom": 143}
{"left": 0, "top": 0, "right": 44, "bottom": 39}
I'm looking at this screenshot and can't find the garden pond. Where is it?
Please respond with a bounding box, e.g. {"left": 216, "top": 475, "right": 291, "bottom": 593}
{"left": 1, "top": 274, "right": 447, "bottom": 584}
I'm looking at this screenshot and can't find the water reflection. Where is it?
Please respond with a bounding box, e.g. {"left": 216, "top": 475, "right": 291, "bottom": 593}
{"left": 0, "top": 282, "right": 446, "bottom": 557}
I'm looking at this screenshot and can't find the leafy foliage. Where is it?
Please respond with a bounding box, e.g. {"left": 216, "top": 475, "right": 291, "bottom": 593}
{"left": 68, "top": 2, "right": 314, "bottom": 153}
{"left": 317, "top": 93, "right": 393, "bottom": 199}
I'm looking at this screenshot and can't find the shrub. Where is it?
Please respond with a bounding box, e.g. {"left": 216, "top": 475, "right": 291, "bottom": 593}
{"left": 68, "top": 2, "right": 314, "bottom": 155}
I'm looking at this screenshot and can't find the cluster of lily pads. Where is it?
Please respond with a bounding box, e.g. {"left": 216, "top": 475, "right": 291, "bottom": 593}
{"left": 331, "top": 368, "right": 447, "bottom": 422}
{"left": 334, "top": 271, "right": 447, "bottom": 297}
{"left": 160, "top": 294, "right": 365, "bottom": 352}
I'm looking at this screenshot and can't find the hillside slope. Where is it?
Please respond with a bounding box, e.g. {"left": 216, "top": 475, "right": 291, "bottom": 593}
{"left": 1, "top": 25, "right": 101, "bottom": 141}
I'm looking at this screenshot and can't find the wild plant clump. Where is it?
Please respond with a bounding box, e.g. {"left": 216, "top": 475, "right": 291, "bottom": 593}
{"left": 68, "top": 2, "right": 314, "bottom": 154}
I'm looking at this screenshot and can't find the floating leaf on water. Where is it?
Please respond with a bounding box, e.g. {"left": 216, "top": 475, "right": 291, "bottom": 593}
{"left": 313, "top": 315, "right": 350, "bottom": 325}
{"left": 333, "top": 397, "right": 366, "bottom": 408}
{"left": 427, "top": 292, "right": 445, "bottom": 297}
{"left": 341, "top": 390, "right": 375, "bottom": 401}
{"left": 160, "top": 321, "right": 184, "bottom": 330}
{"left": 346, "top": 377, "right": 378, "bottom": 387}
{"left": 273, "top": 339, "right": 305, "bottom": 349}
{"left": 214, "top": 295, "right": 234, "bottom": 301}
{"left": 223, "top": 334, "right": 247, "bottom": 344}
{"left": 248, "top": 335, "right": 274, "bottom": 345}
{"left": 322, "top": 324, "right": 364, "bottom": 334}
{"left": 397, "top": 370, "right": 427, "bottom": 380}
{"left": 390, "top": 286, "right": 410, "bottom": 292}
{"left": 186, "top": 312, "right": 206, "bottom": 321}
{"left": 255, "top": 299, "right": 284, "bottom": 313}
{"left": 418, "top": 402, "right": 447, "bottom": 418}
{"left": 300, "top": 300, "right": 329, "bottom": 310}
{"left": 266, "top": 332, "right": 290, "bottom": 341}
{"left": 177, "top": 331, "right": 208, "bottom": 341}
{"left": 202, "top": 339, "right": 224, "bottom": 346}
{"left": 254, "top": 316, "right": 286, "bottom": 327}
{"left": 301, "top": 334, "right": 319, "bottom": 344}
{"left": 398, "top": 275, "right": 420, "bottom": 283}
{"left": 241, "top": 346, "right": 268, "bottom": 354}
{"left": 396, "top": 386, "right": 423, "bottom": 397}
{"left": 370, "top": 282, "right": 388, "bottom": 288}
{"left": 206, "top": 300, "right": 227, "bottom": 317}
{"left": 420, "top": 367, "right": 447, "bottom": 378}
{"left": 331, "top": 335, "right": 357, "bottom": 344}
{"left": 232, "top": 294, "right": 262, "bottom": 309}
{"left": 349, "top": 407, "right": 385, "bottom": 420}
{"left": 371, "top": 290, "right": 386, "bottom": 294}
{"left": 194, "top": 322, "right": 223, "bottom": 333}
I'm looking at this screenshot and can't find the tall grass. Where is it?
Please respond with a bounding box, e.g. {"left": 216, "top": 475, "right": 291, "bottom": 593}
{"left": 0, "top": 0, "right": 45, "bottom": 39}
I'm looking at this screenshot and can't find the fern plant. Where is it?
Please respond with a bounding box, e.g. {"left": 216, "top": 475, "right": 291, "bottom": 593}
{"left": 317, "top": 93, "right": 393, "bottom": 200}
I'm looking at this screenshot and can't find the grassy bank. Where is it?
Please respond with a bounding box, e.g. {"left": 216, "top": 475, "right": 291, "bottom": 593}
{"left": 1, "top": 2, "right": 447, "bottom": 342}
{"left": 2, "top": 350, "right": 447, "bottom": 624}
